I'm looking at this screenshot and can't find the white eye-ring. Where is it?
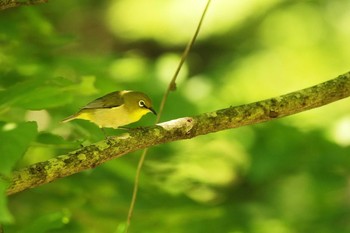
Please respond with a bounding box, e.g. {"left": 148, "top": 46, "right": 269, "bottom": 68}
{"left": 138, "top": 100, "right": 146, "bottom": 108}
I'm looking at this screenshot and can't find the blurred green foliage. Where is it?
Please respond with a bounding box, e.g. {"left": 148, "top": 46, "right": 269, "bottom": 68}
{"left": 1, "top": 0, "right": 350, "bottom": 232}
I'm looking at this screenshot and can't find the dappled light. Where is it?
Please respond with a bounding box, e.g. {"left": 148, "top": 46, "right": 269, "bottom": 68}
{"left": 1, "top": 0, "right": 350, "bottom": 232}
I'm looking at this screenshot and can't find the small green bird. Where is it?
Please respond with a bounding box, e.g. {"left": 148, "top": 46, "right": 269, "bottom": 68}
{"left": 62, "top": 90, "right": 156, "bottom": 128}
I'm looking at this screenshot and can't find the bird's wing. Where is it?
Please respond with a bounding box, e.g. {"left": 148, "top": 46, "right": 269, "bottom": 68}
{"left": 82, "top": 91, "right": 125, "bottom": 109}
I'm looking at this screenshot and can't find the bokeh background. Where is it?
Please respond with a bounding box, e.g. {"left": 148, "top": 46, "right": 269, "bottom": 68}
{"left": 1, "top": 0, "right": 350, "bottom": 232}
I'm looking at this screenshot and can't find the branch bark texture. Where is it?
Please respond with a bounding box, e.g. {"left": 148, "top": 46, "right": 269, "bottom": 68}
{"left": 0, "top": 0, "right": 47, "bottom": 10}
{"left": 6, "top": 71, "right": 350, "bottom": 195}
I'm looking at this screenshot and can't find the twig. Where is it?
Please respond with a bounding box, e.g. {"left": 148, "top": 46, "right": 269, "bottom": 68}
{"left": 124, "top": 1, "right": 212, "bottom": 232}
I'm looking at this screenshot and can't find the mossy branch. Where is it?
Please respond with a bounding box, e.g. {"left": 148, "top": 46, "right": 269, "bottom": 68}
{"left": 6, "top": 71, "right": 350, "bottom": 195}
{"left": 0, "top": 0, "right": 48, "bottom": 10}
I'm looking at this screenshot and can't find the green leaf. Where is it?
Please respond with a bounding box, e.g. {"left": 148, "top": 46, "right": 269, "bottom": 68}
{"left": 36, "top": 132, "right": 81, "bottom": 148}
{"left": 36, "top": 132, "right": 67, "bottom": 145}
{"left": 0, "top": 78, "right": 73, "bottom": 110}
{"left": 19, "top": 211, "right": 70, "bottom": 233}
{"left": 0, "top": 80, "right": 39, "bottom": 108}
{"left": 73, "top": 75, "right": 98, "bottom": 96}
{"left": 0, "top": 180, "right": 13, "bottom": 224}
{"left": 14, "top": 86, "right": 72, "bottom": 110}
{"left": 0, "top": 121, "right": 38, "bottom": 176}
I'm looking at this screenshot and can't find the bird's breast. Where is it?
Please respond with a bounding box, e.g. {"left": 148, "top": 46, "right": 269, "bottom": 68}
{"left": 83, "top": 106, "right": 136, "bottom": 128}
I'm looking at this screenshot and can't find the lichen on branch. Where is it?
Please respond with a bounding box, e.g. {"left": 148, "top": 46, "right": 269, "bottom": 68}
{"left": 5, "top": 71, "right": 350, "bottom": 195}
{"left": 0, "top": 0, "right": 48, "bottom": 11}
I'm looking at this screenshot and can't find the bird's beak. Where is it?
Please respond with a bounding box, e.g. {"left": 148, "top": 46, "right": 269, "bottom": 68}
{"left": 148, "top": 107, "right": 157, "bottom": 115}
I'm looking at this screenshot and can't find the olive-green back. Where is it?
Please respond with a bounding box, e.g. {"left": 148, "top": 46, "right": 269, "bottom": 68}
{"left": 82, "top": 91, "right": 125, "bottom": 109}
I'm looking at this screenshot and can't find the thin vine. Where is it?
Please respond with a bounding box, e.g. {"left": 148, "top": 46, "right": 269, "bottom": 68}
{"left": 124, "top": 1, "right": 212, "bottom": 232}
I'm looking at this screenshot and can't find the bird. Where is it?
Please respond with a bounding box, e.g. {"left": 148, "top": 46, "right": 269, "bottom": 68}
{"left": 62, "top": 90, "right": 156, "bottom": 129}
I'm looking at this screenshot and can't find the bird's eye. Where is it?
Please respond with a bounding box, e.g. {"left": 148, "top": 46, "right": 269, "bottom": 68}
{"left": 138, "top": 100, "right": 146, "bottom": 108}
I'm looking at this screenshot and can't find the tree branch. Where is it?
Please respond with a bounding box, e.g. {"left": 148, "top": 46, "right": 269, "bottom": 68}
{"left": 0, "top": 0, "right": 48, "bottom": 11}
{"left": 5, "top": 71, "right": 350, "bottom": 195}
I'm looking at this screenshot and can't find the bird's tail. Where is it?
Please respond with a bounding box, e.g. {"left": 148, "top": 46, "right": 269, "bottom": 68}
{"left": 61, "top": 113, "right": 78, "bottom": 123}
